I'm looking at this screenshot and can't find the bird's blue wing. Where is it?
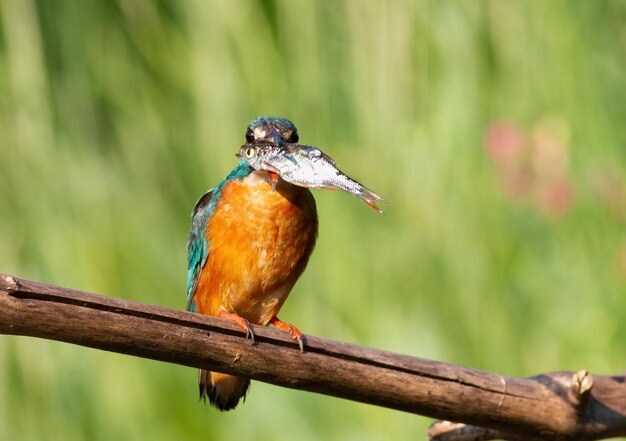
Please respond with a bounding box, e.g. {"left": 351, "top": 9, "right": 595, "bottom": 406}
{"left": 186, "top": 189, "right": 215, "bottom": 312}
{"left": 186, "top": 162, "right": 252, "bottom": 312}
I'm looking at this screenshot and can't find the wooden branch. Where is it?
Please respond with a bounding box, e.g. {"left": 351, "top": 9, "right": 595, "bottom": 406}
{"left": 0, "top": 273, "right": 624, "bottom": 440}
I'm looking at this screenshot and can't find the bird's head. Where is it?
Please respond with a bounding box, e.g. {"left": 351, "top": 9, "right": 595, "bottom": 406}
{"left": 244, "top": 116, "right": 299, "bottom": 146}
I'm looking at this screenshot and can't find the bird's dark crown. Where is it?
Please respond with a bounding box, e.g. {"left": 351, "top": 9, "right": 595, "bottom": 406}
{"left": 245, "top": 116, "right": 299, "bottom": 145}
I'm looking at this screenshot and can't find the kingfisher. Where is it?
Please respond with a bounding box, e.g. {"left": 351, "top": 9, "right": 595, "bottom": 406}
{"left": 186, "top": 116, "right": 318, "bottom": 411}
{"left": 186, "top": 116, "right": 384, "bottom": 411}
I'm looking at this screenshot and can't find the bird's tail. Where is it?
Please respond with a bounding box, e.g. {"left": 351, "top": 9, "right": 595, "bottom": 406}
{"left": 199, "top": 369, "right": 250, "bottom": 411}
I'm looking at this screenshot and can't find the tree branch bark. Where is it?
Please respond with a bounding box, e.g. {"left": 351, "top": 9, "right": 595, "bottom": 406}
{"left": 0, "top": 273, "right": 624, "bottom": 440}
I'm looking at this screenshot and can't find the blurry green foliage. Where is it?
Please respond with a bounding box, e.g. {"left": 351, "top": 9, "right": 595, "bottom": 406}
{"left": 1, "top": 0, "right": 626, "bottom": 439}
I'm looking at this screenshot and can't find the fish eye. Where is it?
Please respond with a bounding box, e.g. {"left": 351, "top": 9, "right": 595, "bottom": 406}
{"left": 288, "top": 130, "right": 299, "bottom": 143}
{"left": 245, "top": 129, "right": 255, "bottom": 143}
{"left": 244, "top": 147, "right": 256, "bottom": 159}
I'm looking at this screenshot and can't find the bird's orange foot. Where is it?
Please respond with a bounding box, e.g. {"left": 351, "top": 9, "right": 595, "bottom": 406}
{"left": 270, "top": 316, "right": 304, "bottom": 352}
{"left": 217, "top": 308, "right": 255, "bottom": 343}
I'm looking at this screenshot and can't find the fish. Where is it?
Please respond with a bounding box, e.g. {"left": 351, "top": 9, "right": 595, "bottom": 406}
{"left": 237, "top": 143, "right": 385, "bottom": 213}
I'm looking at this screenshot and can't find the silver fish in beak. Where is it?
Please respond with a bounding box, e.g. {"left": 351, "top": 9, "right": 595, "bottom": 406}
{"left": 238, "top": 144, "right": 385, "bottom": 213}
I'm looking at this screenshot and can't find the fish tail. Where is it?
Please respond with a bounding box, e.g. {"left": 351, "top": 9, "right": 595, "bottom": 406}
{"left": 354, "top": 182, "right": 385, "bottom": 213}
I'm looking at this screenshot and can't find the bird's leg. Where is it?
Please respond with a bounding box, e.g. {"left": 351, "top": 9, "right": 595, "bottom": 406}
{"left": 217, "top": 307, "right": 255, "bottom": 343}
{"left": 270, "top": 316, "right": 304, "bottom": 352}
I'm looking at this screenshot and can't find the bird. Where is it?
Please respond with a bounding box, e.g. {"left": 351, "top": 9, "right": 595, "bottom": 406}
{"left": 186, "top": 116, "right": 319, "bottom": 411}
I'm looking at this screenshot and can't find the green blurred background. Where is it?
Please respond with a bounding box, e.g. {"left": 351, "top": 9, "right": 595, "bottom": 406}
{"left": 1, "top": 0, "right": 626, "bottom": 439}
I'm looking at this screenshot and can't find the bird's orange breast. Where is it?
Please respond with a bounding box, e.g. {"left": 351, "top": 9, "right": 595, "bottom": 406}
{"left": 195, "top": 171, "right": 318, "bottom": 325}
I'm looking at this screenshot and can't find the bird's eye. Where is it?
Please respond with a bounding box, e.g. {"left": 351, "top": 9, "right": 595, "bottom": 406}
{"left": 245, "top": 129, "right": 255, "bottom": 143}
{"left": 244, "top": 147, "right": 256, "bottom": 159}
{"left": 288, "top": 130, "right": 299, "bottom": 143}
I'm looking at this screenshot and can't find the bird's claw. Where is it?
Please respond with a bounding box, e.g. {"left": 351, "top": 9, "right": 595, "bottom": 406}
{"left": 245, "top": 324, "right": 255, "bottom": 343}
{"left": 289, "top": 326, "right": 304, "bottom": 352}
{"left": 270, "top": 316, "right": 304, "bottom": 352}
{"left": 217, "top": 308, "right": 255, "bottom": 344}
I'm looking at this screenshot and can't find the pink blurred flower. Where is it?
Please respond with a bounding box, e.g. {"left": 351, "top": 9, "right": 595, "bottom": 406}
{"left": 535, "top": 178, "right": 574, "bottom": 218}
{"left": 485, "top": 121, "right": 524, "bottom": 169}
{"left": 485, "top": 116, "right": 576, "bottom": 219}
